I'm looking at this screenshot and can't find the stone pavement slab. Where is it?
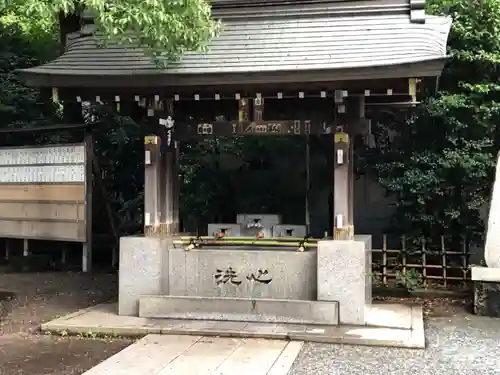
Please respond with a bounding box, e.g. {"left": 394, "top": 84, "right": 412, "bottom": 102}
{"left": 82, "top": 334, "right": 303, "bottom": 375}
{"left": 41, "top": 302, "right": 425, "bottom": 349}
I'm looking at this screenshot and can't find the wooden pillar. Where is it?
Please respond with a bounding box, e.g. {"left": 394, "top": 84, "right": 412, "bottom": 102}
{"left": 160, "top": 145, "right": 179, "bottom": 235}
{"left": 351, "top": 96, "right": 365, "bottom": 222}
{"left": 333, "top": 91, "right": 356, "bottom": 240}
{"left": 144, "top": 97, "right": 180, "bottom": 237}
{"left": 144, "top": 134, "right": 161, "bottom": 236}
{"left": 82, "top": 131, "right": 93, "bottom": 272}
{"left": 159, "top": 99, "right": 180, "bottom": 235}
{"left": 172, "top": 140, "right": 180, "bottom": 233}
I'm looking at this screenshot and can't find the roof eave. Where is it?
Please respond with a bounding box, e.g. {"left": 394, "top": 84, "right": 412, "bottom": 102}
{"left": 18, "top": 57, "right": 450, "bottom": 89}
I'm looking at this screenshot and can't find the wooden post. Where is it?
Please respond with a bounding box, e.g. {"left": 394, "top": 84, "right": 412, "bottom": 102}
{"left": 93, "top": 157, "right": 119, "bottom": 267}
{"left": 158, "top": 99, "right": 180, "bottom": 236}
{"left": 161, "top": 148, "right": 176, "bottom": 235}
{"left": 172, "top": 140, "right": 180, "bottom": 233}
{"left": 82, "top": 131, "right": 93, "bottom": 272}
{"left": 144, "top": 134, "right": 161, "bottom": 236}
{"left": 333, "top": 91, "right": 354, "bottom": 240}
{"left": 351, "top": 96, "right": 365, "bottom": 222}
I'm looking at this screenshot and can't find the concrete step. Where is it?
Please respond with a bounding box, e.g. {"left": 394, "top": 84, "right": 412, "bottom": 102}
{"left": 139, "top": 295, "right": 339, "bottom": 325}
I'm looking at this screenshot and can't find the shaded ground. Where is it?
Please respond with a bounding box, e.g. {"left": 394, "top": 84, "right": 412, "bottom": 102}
{"left": 374, "top": 295, "right": 471, "bottom": 317}
{"left": 0, "top": 272, "right": 132, "bottom": 375}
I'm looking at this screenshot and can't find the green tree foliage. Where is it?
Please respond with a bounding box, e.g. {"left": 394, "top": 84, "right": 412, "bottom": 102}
{"left": 0, "top": 0, "right": 219, "bottom": 61}
{"left": 364, "top": 0, "right": 500, "bottom": 240}
{"left": 0, "top": 23, "right": 56, "bottom": 132}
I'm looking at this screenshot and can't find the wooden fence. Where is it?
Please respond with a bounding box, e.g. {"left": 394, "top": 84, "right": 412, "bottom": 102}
{"left": 371, "top": 234, "right": 474, "bottom": 289}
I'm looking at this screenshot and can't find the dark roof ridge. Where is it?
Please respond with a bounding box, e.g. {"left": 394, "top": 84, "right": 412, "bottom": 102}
{"left": 211, "top": 0, "right": 426, "bottom": 23}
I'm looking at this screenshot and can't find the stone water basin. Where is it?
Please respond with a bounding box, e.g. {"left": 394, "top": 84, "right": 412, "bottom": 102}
{"left": 166, "top": 246, "right": 317, "bottom": 300}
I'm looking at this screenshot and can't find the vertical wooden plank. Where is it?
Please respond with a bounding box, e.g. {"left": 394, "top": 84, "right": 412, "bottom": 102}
{"left": 422, "top": 238, "right": 427, "bottom": 287}
{"left": 441, "top": 235, "right": 447, "bottom": 288}
{"left": 253, "top": 95, "right": 264, "bottom": 121}
{"left": 382, "top": 234, "right": 388, "bottom": 286}
{"left": 461, "top": 237, "right": 467, "bottom": 287}
{"left": 238, "top": 98, "right": 250, "bottom": 122}
{"left": 144, "top": 135, "right": 161, "bottom": 236}
{"left": 82, "top": 131, "right": 93, "bottom": 272}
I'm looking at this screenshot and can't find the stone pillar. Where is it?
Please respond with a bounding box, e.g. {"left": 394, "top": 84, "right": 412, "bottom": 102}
{"left": 118, "top": 236, "right": 166, "bottom": 316}
{"left": 472, "top": 152, "right": 500, "bottom": 316}
{"left": 317, "top": 236, "right": 372, "bottom": 325}
{"left": 485, "top": 155, "right": 500, "bottom": 268}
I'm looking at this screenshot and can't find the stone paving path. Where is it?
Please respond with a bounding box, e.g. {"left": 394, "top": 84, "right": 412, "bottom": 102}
{"left": 82, "top": 334, "right": 303, "bottom": 375}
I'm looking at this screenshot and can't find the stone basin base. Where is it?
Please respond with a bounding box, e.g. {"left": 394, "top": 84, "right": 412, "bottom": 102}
{"left": 139, "top": 295, "right": 339, "bottom": 325}
{"left": 119, "top": 235, "right": 372, "bottom": 326}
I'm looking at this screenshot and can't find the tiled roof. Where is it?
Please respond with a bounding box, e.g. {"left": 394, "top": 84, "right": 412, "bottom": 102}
{"left": 20, "top": 0, "right": 452, "bottom": 87}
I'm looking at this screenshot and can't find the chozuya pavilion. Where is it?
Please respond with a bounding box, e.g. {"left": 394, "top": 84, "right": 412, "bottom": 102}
{"left": 20, "top": 0, "right": 451, "bottom": 328}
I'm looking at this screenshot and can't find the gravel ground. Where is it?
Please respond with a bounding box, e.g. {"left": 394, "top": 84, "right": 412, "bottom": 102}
{"left": 289, "top": 313, "right": 500, "bottom": 375}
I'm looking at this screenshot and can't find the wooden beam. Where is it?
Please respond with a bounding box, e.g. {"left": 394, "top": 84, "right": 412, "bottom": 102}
{"left": 175, "top": 120, "right": 328, "bottom": 138}
{"left": 0, "top": 123, "right": 94, "bottom": 134}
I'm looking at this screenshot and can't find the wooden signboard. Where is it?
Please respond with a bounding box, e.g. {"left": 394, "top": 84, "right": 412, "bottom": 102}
{"left": 0, "top": 143, "right": 90, "bottom": 243}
